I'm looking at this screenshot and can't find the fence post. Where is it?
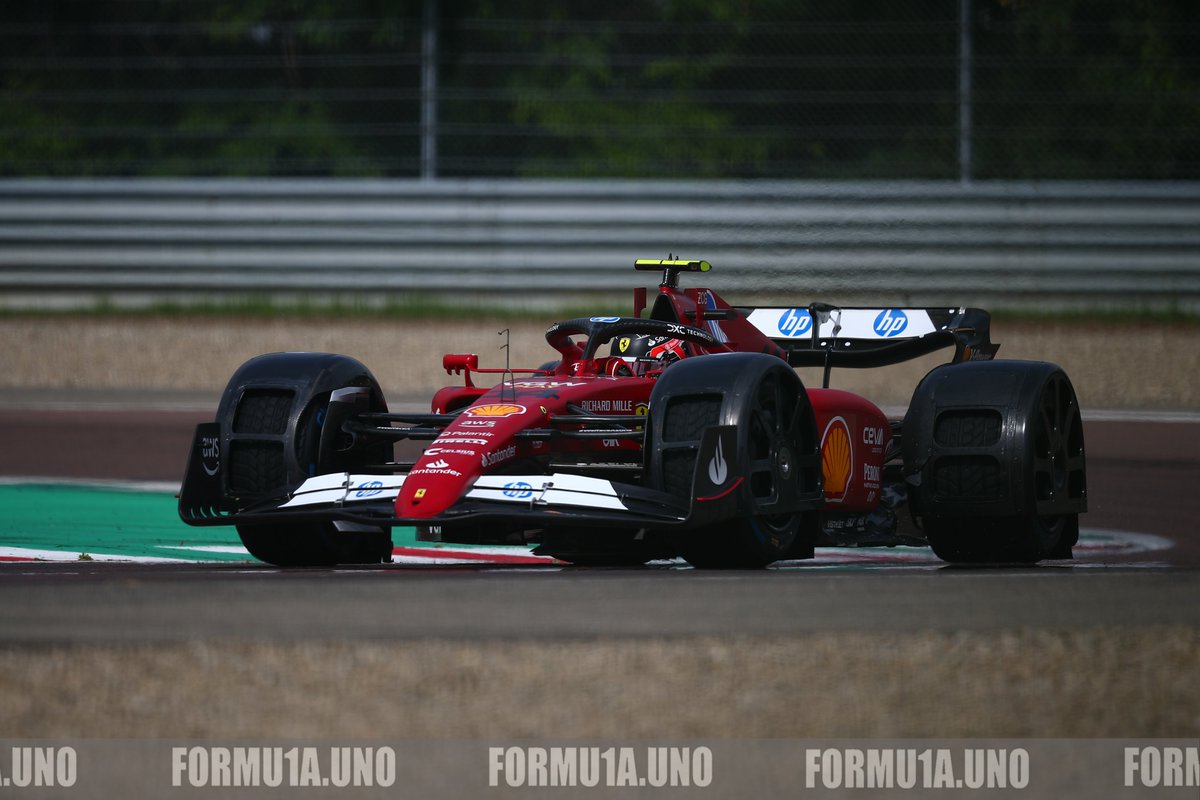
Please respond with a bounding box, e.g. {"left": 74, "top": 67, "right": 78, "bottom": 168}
{"left": 421, "top": 0, "right": 439, "bottom": 181}
{"left": 958, "top": 0, "right": 973, "bottom": 185}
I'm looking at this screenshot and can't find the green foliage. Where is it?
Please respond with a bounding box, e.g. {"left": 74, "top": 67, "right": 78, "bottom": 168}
{"left": 0, "top": 0, "right": 1197, "bottom": 178}
{"left": 493, "top": 1, "right": 772, "bottom": 177}
{"left": 974, "top": 0, "right": 1200, "bottom": 178}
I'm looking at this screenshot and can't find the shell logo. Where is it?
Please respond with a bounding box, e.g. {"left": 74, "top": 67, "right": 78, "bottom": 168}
{"left": 821, "top": 416, "right": 853, "bottom": 503}
{"left": 464, "top": 403, "right": 526, "bottom": 418}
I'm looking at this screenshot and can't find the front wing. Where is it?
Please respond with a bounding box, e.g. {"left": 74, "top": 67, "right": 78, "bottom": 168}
{"left": 179, "top": 423, "right": 759, "bottom": 532}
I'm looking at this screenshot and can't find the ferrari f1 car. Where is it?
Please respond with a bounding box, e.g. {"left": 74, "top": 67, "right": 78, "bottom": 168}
{"left": 179, "top": 260, "right": 1087, "bottom": 568}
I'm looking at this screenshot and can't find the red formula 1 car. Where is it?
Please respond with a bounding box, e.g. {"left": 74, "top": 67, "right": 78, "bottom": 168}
{"left": 180, "top": 260, "right": 1087, "bottom": 568}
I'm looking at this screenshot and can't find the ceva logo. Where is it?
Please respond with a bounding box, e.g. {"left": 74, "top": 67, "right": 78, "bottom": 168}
{"left": 873, "top": 309, "right": 908, "bottom": 337}
{"left": 503, "top": 481, "right": 534, "bottom": 499}
{"left": 776, "top": 308, "right": 812, "bottom": 338}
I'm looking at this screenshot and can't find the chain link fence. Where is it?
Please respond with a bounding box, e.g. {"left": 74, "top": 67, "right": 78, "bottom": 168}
{"left": 2, "top": 1, "right": 1197, "bottom": 180}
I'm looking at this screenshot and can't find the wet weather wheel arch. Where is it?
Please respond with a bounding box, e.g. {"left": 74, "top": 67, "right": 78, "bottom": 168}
{"left": 217, "top": 352, "right": 394, "bottom": 566}
{"left": 645, "top": 353, "right": 821, "bottom": 568}
{"left": 904, "top": 360, "right": 1087, "bottom": 564}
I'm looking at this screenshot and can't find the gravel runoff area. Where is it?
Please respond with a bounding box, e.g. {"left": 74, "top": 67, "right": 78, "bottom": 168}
{"left": 1, "top": 316, "right": 1198, "bottom": 410}
{"left": 1, "top": 316, "right": 1198, "bottom": 741}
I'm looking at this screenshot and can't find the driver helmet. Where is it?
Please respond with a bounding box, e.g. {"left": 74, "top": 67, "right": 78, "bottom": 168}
{"left": 609, "top": 334, "right": 687, "bottom": 375}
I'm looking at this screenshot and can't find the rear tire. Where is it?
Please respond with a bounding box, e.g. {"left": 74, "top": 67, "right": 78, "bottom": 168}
{"left": 924, "top": 514, "right": 1078, "bottom": 565}
{"left": 905, "top": 361, "right": 1086, "bottom": 564}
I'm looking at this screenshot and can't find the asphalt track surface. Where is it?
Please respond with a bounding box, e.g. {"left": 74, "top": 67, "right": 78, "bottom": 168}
{"left": 1, "top": 405, "right": 1198, "bottom": 643}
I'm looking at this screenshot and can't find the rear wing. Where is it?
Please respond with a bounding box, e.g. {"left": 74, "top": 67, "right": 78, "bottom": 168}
{"left": 740, "top": 305, "right": 999, "bottom": 370}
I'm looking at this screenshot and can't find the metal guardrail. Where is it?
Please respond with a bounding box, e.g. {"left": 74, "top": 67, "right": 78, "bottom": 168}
{"left": 1, "top": 179, "right": 1198, "bottom": 308}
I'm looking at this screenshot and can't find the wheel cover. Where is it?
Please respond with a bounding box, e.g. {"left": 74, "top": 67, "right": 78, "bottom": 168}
{"left": 1032, "top": 371, "right": 1086, "bottom": 514}
{"left": 745, "top": 369, "right": 807, "bottom": 539}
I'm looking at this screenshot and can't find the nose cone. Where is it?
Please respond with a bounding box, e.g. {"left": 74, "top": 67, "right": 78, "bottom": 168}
{"left": 394, "top": 401, "right": 542, "bottom": 518}
{"left": 395, "top": 456, "right": 471, "bottom": 518}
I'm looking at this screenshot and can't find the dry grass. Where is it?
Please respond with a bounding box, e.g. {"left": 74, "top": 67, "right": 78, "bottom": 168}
{"left": 3, "top": 628, "right": 1197, "bottom": 739}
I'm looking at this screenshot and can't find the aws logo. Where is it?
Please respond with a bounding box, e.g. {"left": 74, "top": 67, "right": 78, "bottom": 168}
{"left": 199, "top": 435, "right": 220, "bottom": 477}
{"left": 464, "top": 403, "right": 526, "bottom": 418}
{"left": 820, "top": 416, "right": 853, "bottom": 503}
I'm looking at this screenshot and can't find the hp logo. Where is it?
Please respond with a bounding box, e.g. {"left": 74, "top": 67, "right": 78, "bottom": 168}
{"left": 873, "top": 309, "right": 908, "bottom": 338}
{"left": 777, "top": 308, "right": 812, "bottom": 338}
{"left": 353, "top": 480, "right": 384, "bottom": 498}
{"left": 503, "top": 481, "right": 534, "bottom": 499}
